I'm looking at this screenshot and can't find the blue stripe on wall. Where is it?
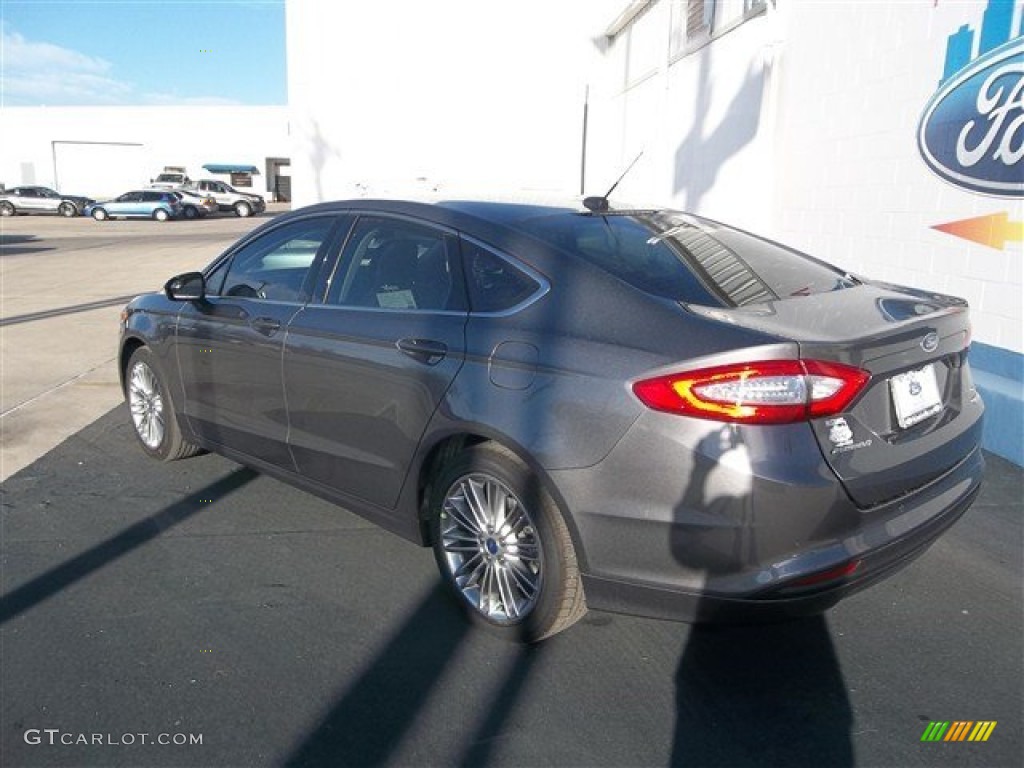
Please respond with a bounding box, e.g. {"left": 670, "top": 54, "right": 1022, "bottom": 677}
{"left": 970, "top": 341, "right": 1023, "bottom": 466}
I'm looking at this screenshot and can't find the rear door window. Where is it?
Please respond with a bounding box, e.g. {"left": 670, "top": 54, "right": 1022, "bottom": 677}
{"left": 460, "top": 239, "right": 542, "bottom": 313}
{"left": 325, "top": 216, "right": 464, "bottom": 312}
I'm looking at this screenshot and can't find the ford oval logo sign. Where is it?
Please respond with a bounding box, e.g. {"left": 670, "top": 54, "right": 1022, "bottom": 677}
{"left": 921, "top": 332, "right": 940, "bottom": 353}
{"left": 917, "top": 38, "right": 1024, "bottom": 197}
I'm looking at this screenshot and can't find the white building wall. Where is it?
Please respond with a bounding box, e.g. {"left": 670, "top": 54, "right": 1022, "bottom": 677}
{"left": 586, "top": 1, "right": 782, "bottom": 236}
{"left": 775, "top": 0, "right": 1023, "bottom": 354}
{"left": 284, "top": 0, "right": 1020, "bottom": 356}
{"left": 589, "top": 0, "right": 1022, "bottom": 356}
{"left": 0, "top": 106, "right": 289, "bottom": 199}
{"left": 286, "top": 0, "right": 614, "bottom": 206}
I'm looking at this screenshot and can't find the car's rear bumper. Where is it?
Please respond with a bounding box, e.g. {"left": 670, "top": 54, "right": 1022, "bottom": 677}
{"left": 581, "top": 449, "right": 982, "bottom": 622}
{"left": 549, "top": 411, "right": 984, "bottom": 623}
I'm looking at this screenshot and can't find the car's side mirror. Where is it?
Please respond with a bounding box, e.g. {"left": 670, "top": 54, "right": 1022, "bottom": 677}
{"left": 164, "top": 272, "right": 206, "bottom": 301}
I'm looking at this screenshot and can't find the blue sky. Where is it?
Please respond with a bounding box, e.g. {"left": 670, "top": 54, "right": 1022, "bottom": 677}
{"left": 1, "top": 0, "right": 286, "bottom": 106}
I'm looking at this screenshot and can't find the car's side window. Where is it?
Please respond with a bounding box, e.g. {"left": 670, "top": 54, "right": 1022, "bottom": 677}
{"left": 326, "top": 217, "right": 461, "bottom": 312}
{"left": 142, "top": 191, "right": 162, "bottom": 202}
{"left": 461, "top": 239, "right": 542, "bottom": 313}
{"left": 219, "top": 217, "right": 335, "bottom": 303}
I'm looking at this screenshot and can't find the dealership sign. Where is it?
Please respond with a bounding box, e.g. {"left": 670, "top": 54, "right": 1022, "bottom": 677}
{"left": 918, "top": 37, "right": 1023, "bottom": 197}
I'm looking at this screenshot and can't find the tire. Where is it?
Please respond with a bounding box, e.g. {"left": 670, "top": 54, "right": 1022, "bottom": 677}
{"left": 234, "top": 201, "right": 252, "bottom": 218}
{"left": 182, "top": 205, "right": 198, "bottom": 220}
{"left": 0, "top": 202, "right": 15, "bottom": 216}
{"left": 125, "top": 346, "right": 201, "bottom": 462}
{"left": 153, "top": 208, "right": 170, "bottom": 222}
{"left": 92, "top": 208, "right": 108, "bottom": 221}
{"left": 430, "top": 443, "right": 586, "bottom": 642}
{"left": 58, "top": 202, "right": 76, "bottom": 217}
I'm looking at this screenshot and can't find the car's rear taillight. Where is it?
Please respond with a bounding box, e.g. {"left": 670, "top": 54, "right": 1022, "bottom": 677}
{"left": 632, "top": 360, "right": 870, "bottom": 424}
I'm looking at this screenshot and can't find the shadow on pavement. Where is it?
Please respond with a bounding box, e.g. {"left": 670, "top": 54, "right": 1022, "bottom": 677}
{"left": 283, "top": 584, "right": 468, "bottom": 767}
{"left": 672, "top": 616, "right": 852, "bottom": 767}
{"left": 454, "top": 644, "right": 539, "bottom": 768}
{"left": 0, "top": 233, "right": 55, "bottom": 257}
{"left": 0, "top": 466, "right": 257, "bottom": 625}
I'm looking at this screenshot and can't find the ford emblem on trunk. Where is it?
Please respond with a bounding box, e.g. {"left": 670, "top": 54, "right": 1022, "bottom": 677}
{"left": 917, "top": 37, "right": 1024, "bottom": 198}
{"left": 921, "top": 332, "right": 940, "bottom": 353}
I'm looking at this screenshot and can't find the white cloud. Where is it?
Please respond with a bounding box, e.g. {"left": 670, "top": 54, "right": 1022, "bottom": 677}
{"left": 0, "top": 26, "right": 133, "bottom": 105}
{"left": 0, "top": 25, "right": 240, "bottom": 106}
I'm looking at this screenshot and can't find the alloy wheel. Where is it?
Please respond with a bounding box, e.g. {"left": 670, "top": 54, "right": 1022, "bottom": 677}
{"left": 128, "top": 361, "right": 165, "bottom": 449}
{"left": 439, "top": 473, "right": 543, "bottom": 624}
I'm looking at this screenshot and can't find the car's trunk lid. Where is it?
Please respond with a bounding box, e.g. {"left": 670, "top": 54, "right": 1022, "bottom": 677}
{"left": 687, "top": 282, "right": 983, "bottom": 508}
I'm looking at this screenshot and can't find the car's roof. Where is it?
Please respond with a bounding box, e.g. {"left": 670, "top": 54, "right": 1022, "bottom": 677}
{"left": 288, "top": 198, "right": 596, "bottom": 252}
{"left": 435, "top": 199, "right": 580, "bottom": 225}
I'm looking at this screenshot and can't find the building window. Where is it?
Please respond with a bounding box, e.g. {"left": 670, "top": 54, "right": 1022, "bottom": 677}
{"left": 671, "top": 0, "right": 767, "bottom": 58}
{"left": 687, "top": 0, "right": 713, "bottom": 42}
{"left": 230, "top": 172, "right": 253, "bottom": 188}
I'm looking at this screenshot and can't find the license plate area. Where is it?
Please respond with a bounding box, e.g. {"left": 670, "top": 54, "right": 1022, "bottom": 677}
{"left": 890, "top": 364, "right": 943, "bottom": 429}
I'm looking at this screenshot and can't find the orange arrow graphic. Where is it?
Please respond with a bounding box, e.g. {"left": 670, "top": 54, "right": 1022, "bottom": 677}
{"left": 931, "top": 212, "right": 1024, "bottom": 250}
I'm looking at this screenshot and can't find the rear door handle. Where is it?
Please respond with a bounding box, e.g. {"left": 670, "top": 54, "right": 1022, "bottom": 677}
{"left": 396, "top": 338, "right": 447, "bottom": 365}
{"left": 250, "top": 316, "right": 281, "bottom": 337}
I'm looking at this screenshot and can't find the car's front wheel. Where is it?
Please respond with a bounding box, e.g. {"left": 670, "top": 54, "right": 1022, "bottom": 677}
{"left": 58, "top": 202, "right": 76, "bottom": 217}
{"left": 0, "top": 202, "right": 15, "bottom": 217}
{"left": 92, "top": 208, "right": 108, "bottom": 221}
{"left": 182, "top": 206, "right": 199, "bottom": 220}
{"left": 234, "top": 201, "right": 252, "bottom": 217}
{"left": 430, "top": 443, "right": 586, "bottom": 642}
{"left": 153, "top": 208, "right": 170, "bottom": 222}
{"left": 125, "top": 347, "right": 201, "bottom": 461}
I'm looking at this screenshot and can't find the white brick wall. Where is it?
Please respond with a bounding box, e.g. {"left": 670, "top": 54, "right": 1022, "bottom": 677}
{"left": 586, "top": 0, "right": 1022, "bottom": 354}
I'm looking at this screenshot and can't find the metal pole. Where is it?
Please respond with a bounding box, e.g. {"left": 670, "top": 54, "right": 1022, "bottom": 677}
{"left": 51, "top": 141, "right": 59, "bottom": 191}
{"left": 580, "top": 85, "right": 589, "bottom": 195}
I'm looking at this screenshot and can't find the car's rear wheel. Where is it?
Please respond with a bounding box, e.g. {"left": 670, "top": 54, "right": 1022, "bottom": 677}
{"left": 58, "top": 202, "right": 76, "bottom": 217}
{"left": 125, "top": 347, "right": 201, "bottom": 462}
{"left": 92, "top": 208, "right": 108, "bottom": 221}
{"left": 234, "top": 201, "right": 252, "bottom": 218}
{"left": 0, "top": 202, "right": 15, "bottom": 216}
{"left": 153, "top": 208, "right": 170, "bottom": 222}
{"left": 430, "top": 443, "right": 586, "bottom": 642}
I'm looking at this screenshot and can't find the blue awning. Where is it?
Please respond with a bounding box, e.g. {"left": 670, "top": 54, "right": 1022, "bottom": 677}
{"left": 202, "top": 164, "right": 260, "bottom": 174}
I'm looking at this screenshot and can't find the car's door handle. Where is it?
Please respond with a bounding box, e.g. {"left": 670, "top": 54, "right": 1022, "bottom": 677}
{"left": 396, "top": 338, "right": 447, "bottom": 365}
{"left": 250, "top": 316, "right": 281, "bottom": 337}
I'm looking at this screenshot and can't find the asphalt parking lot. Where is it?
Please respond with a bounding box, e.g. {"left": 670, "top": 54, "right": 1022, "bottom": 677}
{"left": 2, "top": 209, "right": 1022, "bottom": 767}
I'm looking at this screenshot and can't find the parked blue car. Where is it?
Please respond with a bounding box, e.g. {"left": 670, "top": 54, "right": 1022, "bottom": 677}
{"left": 85, "top": 190, "right": 184, "bottom": 222}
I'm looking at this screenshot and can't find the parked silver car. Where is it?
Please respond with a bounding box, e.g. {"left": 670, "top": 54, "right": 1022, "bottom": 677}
{"left": 172, "top": 190, "right": 218, "bottom": 219}
{"left": 186, "top": 179, "right": 266, "bottom": 217}
{"left": 0, "top": 186, "right": 94, "bottom": 217}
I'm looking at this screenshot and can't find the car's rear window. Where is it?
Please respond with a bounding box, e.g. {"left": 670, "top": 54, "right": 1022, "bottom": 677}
{"left": 516, "top": 211, "right": 856, "bottom": 307}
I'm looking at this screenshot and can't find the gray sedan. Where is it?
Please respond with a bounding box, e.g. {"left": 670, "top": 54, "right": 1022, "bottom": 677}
{"left": 118, "top": 198, "right": 984, "bottom": 641}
